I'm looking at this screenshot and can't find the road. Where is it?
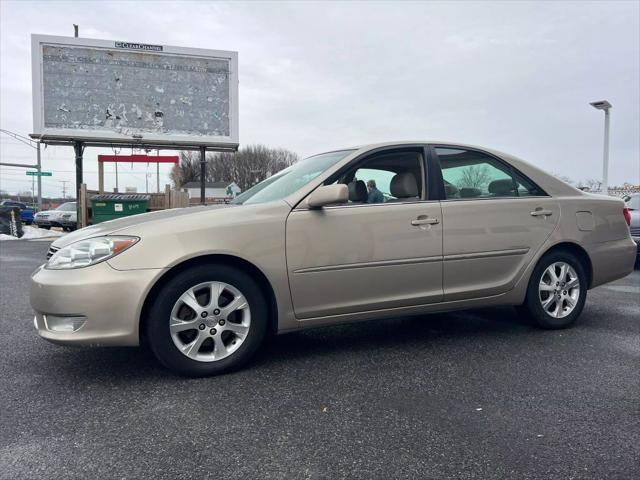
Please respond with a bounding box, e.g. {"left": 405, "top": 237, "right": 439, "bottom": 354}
{"left": 0, "top": 240, "right": 638, "bottom": 479}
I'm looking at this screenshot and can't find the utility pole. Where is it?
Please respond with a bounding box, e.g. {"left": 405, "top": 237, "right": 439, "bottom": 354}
{"left": 60, "top": 180, "right": 69, "bottom": 199}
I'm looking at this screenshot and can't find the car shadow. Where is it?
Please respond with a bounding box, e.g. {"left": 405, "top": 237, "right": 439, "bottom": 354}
{"left": 32, "top": 306, "right": 536, "bottom": 382}
{"left": 253, "top": 306, "right": 532, "bottom": 365}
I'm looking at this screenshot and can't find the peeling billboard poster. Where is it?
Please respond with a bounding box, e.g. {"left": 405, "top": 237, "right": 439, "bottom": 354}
{"left": 31, "top": 35, "right": 238, "bottom": 148}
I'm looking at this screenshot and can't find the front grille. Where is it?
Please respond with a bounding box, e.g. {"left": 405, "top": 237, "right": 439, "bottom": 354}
{"left": 630, "top": 226, "right": 640, "bottom": 237}
{"left": 46, "top": 246, "right": 59, "bottom": 259}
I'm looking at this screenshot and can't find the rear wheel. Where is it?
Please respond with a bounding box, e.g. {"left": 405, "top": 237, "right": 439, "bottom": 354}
{"left": 146, "top": 264, "right": 268, "bottom": 376}
{"left": 523, "top": 250, "right": 587, "bottom": 329}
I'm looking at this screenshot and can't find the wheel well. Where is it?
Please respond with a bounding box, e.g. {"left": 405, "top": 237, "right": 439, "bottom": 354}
{"left": 138, "top": 255, "right": 278, "bottom": 345}
{"left": 541, "top": 242, "right": 593, "bottom": 288}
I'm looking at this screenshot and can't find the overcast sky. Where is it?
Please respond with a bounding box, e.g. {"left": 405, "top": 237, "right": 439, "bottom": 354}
{"left": 1, "top": 0, "right": 639, "bottom": 197}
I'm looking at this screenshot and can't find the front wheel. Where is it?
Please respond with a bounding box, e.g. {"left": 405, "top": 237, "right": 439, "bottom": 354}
{"left": 523, "top": 250, "right": 588, "bottom": 329}
{"left": 146, "top": 264, "right": 268, "bottom": 377}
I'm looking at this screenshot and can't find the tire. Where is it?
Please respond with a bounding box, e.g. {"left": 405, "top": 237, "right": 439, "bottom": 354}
{"left": 41, "top": 225, "right": 50, "bottom": 230}
{"left": 146, "top": 264, "right": 269, "bottom": 377}
{"left": 523, "top": 250, "right": 588, "bottom": 329}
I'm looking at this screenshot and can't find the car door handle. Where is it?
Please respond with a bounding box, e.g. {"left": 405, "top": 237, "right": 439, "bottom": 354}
{"left": 530, "top": 209, "right": 553, "bottom": 217}
{"left": 411, "top": 216, "right": 440, "bottom": 226}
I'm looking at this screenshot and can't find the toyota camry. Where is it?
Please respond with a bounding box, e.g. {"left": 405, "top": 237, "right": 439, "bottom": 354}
{"left": 30, "top": 142, "right": 637, "bottom": 376}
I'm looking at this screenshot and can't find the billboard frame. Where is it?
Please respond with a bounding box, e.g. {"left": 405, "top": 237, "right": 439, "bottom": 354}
{"left": 30, "top": 34, "right": 239, "bottom": 150}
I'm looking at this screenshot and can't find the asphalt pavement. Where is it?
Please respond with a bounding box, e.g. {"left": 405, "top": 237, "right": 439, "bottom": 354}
{"left": 1, "top": 240, "right": 638, "bottom": 479}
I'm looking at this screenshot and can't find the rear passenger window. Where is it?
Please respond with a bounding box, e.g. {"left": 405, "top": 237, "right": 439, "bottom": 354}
{"left": 436, "top": 147, "right": 543, "bottom": 199}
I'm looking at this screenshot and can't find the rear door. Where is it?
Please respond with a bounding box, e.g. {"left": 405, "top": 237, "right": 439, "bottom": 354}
{"left": 433, "top": 146, "right": 559, "bottom": 301}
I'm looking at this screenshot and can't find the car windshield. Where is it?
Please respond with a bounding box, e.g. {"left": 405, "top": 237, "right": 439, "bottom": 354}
{"left": 625, "top": 195, "right": 639, "bottom": 210}
{"left": 56, "top": 202, "right": 76, "bottom": 211}
{"left": 232, "top": 149, "right": 355, "bottom": 205}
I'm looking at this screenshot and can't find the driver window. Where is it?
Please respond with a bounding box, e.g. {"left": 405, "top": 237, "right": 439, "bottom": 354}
{"left": 329, "top": 151, "right": 424, "bottom": 205}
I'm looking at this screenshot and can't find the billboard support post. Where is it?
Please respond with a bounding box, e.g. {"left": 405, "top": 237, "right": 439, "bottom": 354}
{"left": 74, "top": 141, "right": 84, "bottom": 226}
{"left": 200, "top": 146, "right": 206, "bottom": 205}
{"left": 36, "top": 142, "right": 42, "bottom": 210}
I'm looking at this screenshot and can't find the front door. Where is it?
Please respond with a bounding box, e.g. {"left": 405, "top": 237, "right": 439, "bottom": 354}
{"left": 285, "top": 148, "right": 443, "bottom": 319}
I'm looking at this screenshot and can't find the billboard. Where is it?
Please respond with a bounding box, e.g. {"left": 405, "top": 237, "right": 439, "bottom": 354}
{"left": 31, "top": 35, "right": 238, "bottom": 148}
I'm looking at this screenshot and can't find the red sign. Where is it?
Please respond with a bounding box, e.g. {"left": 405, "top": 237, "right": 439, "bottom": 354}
{"left": 98, "top": 154, "right": 179, "bottom": 163}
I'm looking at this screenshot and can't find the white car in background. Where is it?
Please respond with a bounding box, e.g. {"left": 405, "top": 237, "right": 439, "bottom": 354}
{"left": 34, "top": 202, "right": 77, "bottom": 231}
{"left": 624, "top": 193, "right": 640, "bottom": 260}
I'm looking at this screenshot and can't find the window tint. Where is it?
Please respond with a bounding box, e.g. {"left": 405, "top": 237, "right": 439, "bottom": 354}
{"left": 436, "top": 147, "right": 543, "bottom": 199}
{"left": 330, "top": 151, "right": 424, "bottom": 204}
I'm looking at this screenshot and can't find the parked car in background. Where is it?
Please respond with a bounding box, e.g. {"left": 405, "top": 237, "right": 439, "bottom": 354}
{"left": 624, "top": 193, "right": 639, "bottom": 258}
{"left": 0, "top": 200, "right": 34, "bottom": 224}
{"left": 33, "top": 202, "right": 77, "bottom": 231}
{"left": 30, "top": 142, "right": 637, "bottom": 377}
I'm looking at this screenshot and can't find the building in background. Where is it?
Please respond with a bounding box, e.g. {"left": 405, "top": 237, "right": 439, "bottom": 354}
{"left": 182, "top": 181, "right": 241, "bottom": 200}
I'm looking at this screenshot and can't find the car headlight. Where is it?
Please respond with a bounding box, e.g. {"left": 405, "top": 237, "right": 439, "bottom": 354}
{"left": 46, "top": 236, "right": 139, "bottom": 270}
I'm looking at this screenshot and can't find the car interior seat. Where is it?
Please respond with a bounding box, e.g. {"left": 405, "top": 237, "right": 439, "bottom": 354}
{"left": 444, "top": 183, "right": 459, "bottom": 198}
{"left": 488, "top": 179, "right": 516, "bottom": 197}
{"left": 460, "top": 187, "right": 482, "bottom": 198}
{"left": 389, "top": 172, "right": 419, "bottom": 201}
{"left": 348, "top": 180, "right": 368, "bottom": 203}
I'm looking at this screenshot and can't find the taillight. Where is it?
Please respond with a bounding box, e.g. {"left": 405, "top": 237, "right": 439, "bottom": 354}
{"left": 623, "top": 207, "right": 631, "bottom": 226}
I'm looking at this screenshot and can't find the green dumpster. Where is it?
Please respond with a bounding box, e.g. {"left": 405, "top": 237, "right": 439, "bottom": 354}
{"left": 90, "top": 194, "right": 150, "bottom": 224}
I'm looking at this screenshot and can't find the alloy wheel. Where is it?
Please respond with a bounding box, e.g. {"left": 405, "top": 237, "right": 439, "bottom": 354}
{"left": 169, "top": 281, "right": 251, "bottom": 362}
{"left": 538, "top": 262, "right": 581, "bottom": 319}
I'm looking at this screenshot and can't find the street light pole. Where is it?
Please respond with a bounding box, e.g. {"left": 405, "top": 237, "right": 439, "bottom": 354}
{"left": 602, "top": 108, "right": 610, "bottom": 193}
{"left": 590, "top": 100, "right": 612, "bottom": 194}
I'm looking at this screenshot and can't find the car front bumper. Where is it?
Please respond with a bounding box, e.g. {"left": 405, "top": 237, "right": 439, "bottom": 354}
{"left": 30, "top": 261, "right": 163, "bottom": 346}
{"left": 34, "top": 218, "right": 61, "bottom": 227}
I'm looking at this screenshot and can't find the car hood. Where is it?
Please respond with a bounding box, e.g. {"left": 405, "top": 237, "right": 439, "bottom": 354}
{"left": 52, "top": 204, "right": 233, "bottom": 248}
{"left": 36, "top": 209, "right": 62, "bottom": 216}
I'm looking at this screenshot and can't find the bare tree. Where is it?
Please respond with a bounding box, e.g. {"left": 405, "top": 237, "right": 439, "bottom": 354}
{"left": 207, "top": 144, "right": 299, "bottom": 191}
{"left": 584, "top": 178, "right": 602, "bottom": 192}
{"left": 171, "top": 145, "right": 299, "bottom": 191}
{"left": 170, "top": 151, "right": 201, "bottom": 188}
{"left": 457, "top": 165, "right": 492, "bottom": 189}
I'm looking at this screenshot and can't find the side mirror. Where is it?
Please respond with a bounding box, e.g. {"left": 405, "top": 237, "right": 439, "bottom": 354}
{"left": 306, "top": 184, "right": 348, "bottom": 209}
